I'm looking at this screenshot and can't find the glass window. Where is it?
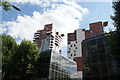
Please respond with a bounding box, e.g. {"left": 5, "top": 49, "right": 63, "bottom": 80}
{"left": 74, "top": 44, "right": 76, "bottom": 47}
{"left": 76, "top": 47, "right": 77, "bottom": 49}
{"left": 68, "top": 51, "right": 70, "bottom": 53}
{"left": 99, "top": 55, "right": 107, "bottom": 63}
{"left": 91, "top": 55, "right": 98, "bottom": 63}
{"left": 73, "top": 57, "right": 76, "bottom": 61}
{"left": 74, "top": 54, "right": 76, "bottom": 56}
{"left": 91, "top": 64, "right": 100, "bottom": 76}
{"left": 69, "top": 48, "right": 71, "bottom": 50}
{"left": 68, "top": 42, "right": 70, "bottom": 44}
{"left": 99, "top": 63, "right": 108, "bottom": 75}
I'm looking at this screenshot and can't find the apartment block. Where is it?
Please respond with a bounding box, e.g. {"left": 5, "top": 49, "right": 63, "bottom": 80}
{"left": 33, "top": 24, "right": 77, "bottom": 80}
{"left": 33, "top": 24, "right": 64, "bottom": 53}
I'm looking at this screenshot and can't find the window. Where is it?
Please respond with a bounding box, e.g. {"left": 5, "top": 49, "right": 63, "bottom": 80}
{"left": 71, "top": 45, "right": 72, "bottom": 47}
{"left": 46, "top": 27, "right": 48, "bottom": 30}
{"left": 73, "top": 57, "right": 76, "bottom": 61}
{"left": 68, "top": 51, "right": 70, "bottom": 53}
{"left": 69, "top": 48, "right": 71, "bottom": 50}
{"left": 51, "top": 41, "right": 53, "bottom": 43}
{"left": 71, "top": 54, "right": 72, "bottom": 56}
{"left": 50, "top": 44, "right": 53, "bottom": 46}
{"left": 74, "top": 54, "right": 76, "bottom": 56}
{"left": 50, "top": 47, "right": 53, "bottom": 48}
{"left": 42, "top": 31, "right": 46, "bottom": 34}
{"left": 74, "top": 44, "right": 76, "bottom": 47}
{"left": 68, "top": 42, "right": 70, "bottom": 44}
{"left": 76, "top": 47, "right": 77, "bottom": 49}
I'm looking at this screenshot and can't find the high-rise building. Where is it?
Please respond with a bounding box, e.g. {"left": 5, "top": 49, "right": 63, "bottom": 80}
{"left": 67, "top": 21, "right": 108, "bottom": 79}
{"left": 33, "top": 23, "right": 64, "bottom": 53}
{"left": 33, "top": 24, "right": 77, "bottom": 80}
{"left": 67, "top": 29, "right": 85, "bottom": 79}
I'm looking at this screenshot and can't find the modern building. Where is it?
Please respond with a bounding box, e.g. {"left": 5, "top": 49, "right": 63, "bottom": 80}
{"left": 82, "top": 34, "right": 120, "bottom": 80}
{"left": 33, "top": 24, "right": 77, "bottom": 80}
{"left": 82, "top": 21, "right": 108, "bottom": 39}
{"left": 36, "top": 50, "right": 77, "bottom": 80}
{"left": 33, "top": 23, "right": 64, "bottom": 53}
{"left": 67, "top": 21, "right": 108, "bottom": 79}
{"left": 67, "top": 29, "right": 85, "bottom": 79}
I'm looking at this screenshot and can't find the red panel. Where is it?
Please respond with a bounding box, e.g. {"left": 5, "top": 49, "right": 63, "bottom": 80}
{"left": 84, "top": 21, "right": 106, "bottom": 39}
{"left": 45, "top": 24, "right": 52, "bottom": 32}
{"left": 68, "top": 33, "right": 75, "bottom": 41}
{"left": 76, "top": 57, "right": 82, "bottom": 71}
{"left": 84, "top": 30, "right": 91, "bottom": 39}
{"left": 89, "top": 21, "right": 102, "bottom": 27}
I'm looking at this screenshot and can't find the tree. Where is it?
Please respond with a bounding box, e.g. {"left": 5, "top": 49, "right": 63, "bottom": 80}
{"left": 110, "top": 1, "right": 120, "bottom": 62}
{"left": 1, "top": 34, "right": 40, "bottom": 79}
{"left": 1, "top": 34, "right": 17, "bottom": 78}
{"left": 0, "top": 0, "right": 21, "bottom": 11}
{"left": 14, "top": 40, "right": 39, "bottom": 79}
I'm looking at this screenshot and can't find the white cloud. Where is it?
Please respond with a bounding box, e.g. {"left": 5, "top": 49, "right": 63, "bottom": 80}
{"left": 2, "top": 1, "right": 89, "bottom": 48}
{"left": 9, "top": 0, "right": 113, "bottom": 3}
{"left": 9, "top": 0, "right": 52, "bottom": 8}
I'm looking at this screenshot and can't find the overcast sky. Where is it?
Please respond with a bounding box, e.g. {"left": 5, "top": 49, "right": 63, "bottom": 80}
{"left": 1, "top": 0, "right": 115, "bottom": 57}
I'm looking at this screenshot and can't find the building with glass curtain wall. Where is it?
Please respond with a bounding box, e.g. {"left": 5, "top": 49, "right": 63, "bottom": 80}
{"left": 33, "top": 24, "right": 77, "bottom": 80}
{"left": 36, "top": 50, "right": 77, "bottom": 80}
{"left": 82, "top": 34, "right": 120, "bottom": 80}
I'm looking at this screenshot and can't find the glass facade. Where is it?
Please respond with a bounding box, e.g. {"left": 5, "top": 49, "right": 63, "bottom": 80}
{"left": 37, "top": 50, "right": 77, "bottom": 80}
{"left": 82, "top": 35, "right": 120, "bottom": 80}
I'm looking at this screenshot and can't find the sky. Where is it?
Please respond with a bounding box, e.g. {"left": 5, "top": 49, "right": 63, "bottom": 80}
{"left": 1, "top": 0, "right": 115, "bottom": 57}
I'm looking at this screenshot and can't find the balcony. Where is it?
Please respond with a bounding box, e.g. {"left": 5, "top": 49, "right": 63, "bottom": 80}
{"left": 33, "top": 36, "right": 39, "bottom": 39}
{"left": 35, "top": 32, "right": 40, "bottom": 34}
{"left": 46, "top": 31, "right": 52, "bottom": 34}
{"left": 55, "top": 42, "right": 59, "bottom": 46}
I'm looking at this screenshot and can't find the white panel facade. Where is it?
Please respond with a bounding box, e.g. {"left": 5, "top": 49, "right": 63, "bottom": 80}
{"left": 67, "top": 29, "right": 85, "bottom": 61}
{"left": 76, "top": 29, "right": 85, "bottom": 57}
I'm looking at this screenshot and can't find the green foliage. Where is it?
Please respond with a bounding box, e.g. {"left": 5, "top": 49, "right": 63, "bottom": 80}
{"left": 111, "top": 1, "right": 120, "bottom": 31}
{"left": 1, "top": 34, "right": 17, "bottom": 78}
{"left": 0, "top": 1, "right": 11, "bottom": 11}
{"left": 14, "top": 40, "right": 40, "bottom": 78}
{"left": 110, "top": 1, "right": 120, "bottom": 60}
{"left": 1, "top": 34, "right": 40, "bottom": 79}
{"left": 0, "top": 0, "right": 21, "bottom": 11}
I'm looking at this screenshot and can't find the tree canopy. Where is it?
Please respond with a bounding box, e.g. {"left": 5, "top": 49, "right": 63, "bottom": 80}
{"left": 110, "top": 1, "right": 120, "bottom": 61}
{"left": 1, "top": 34, "right": 40, "bottom": 79}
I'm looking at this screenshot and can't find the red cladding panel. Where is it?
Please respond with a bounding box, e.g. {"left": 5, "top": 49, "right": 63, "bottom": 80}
{"left": 76, "top": 57, "right": 82, "bottom": 71}
{"left": 91, "top": 26, "right": 101, "bottom": 36}
{"left": 84, "top": 30, "right": 91, "bottom": 39}
{"left": 90, "top": 22, "right": 102, "bottom": 27}
{"left": 45, "top": 24, "right": 52, "bottom": 32}
{"left": 84, "top": 22, "right": 104, "bottom": 39}
{"left": 68, "top": 33, "right": 75, "bottom": 41}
